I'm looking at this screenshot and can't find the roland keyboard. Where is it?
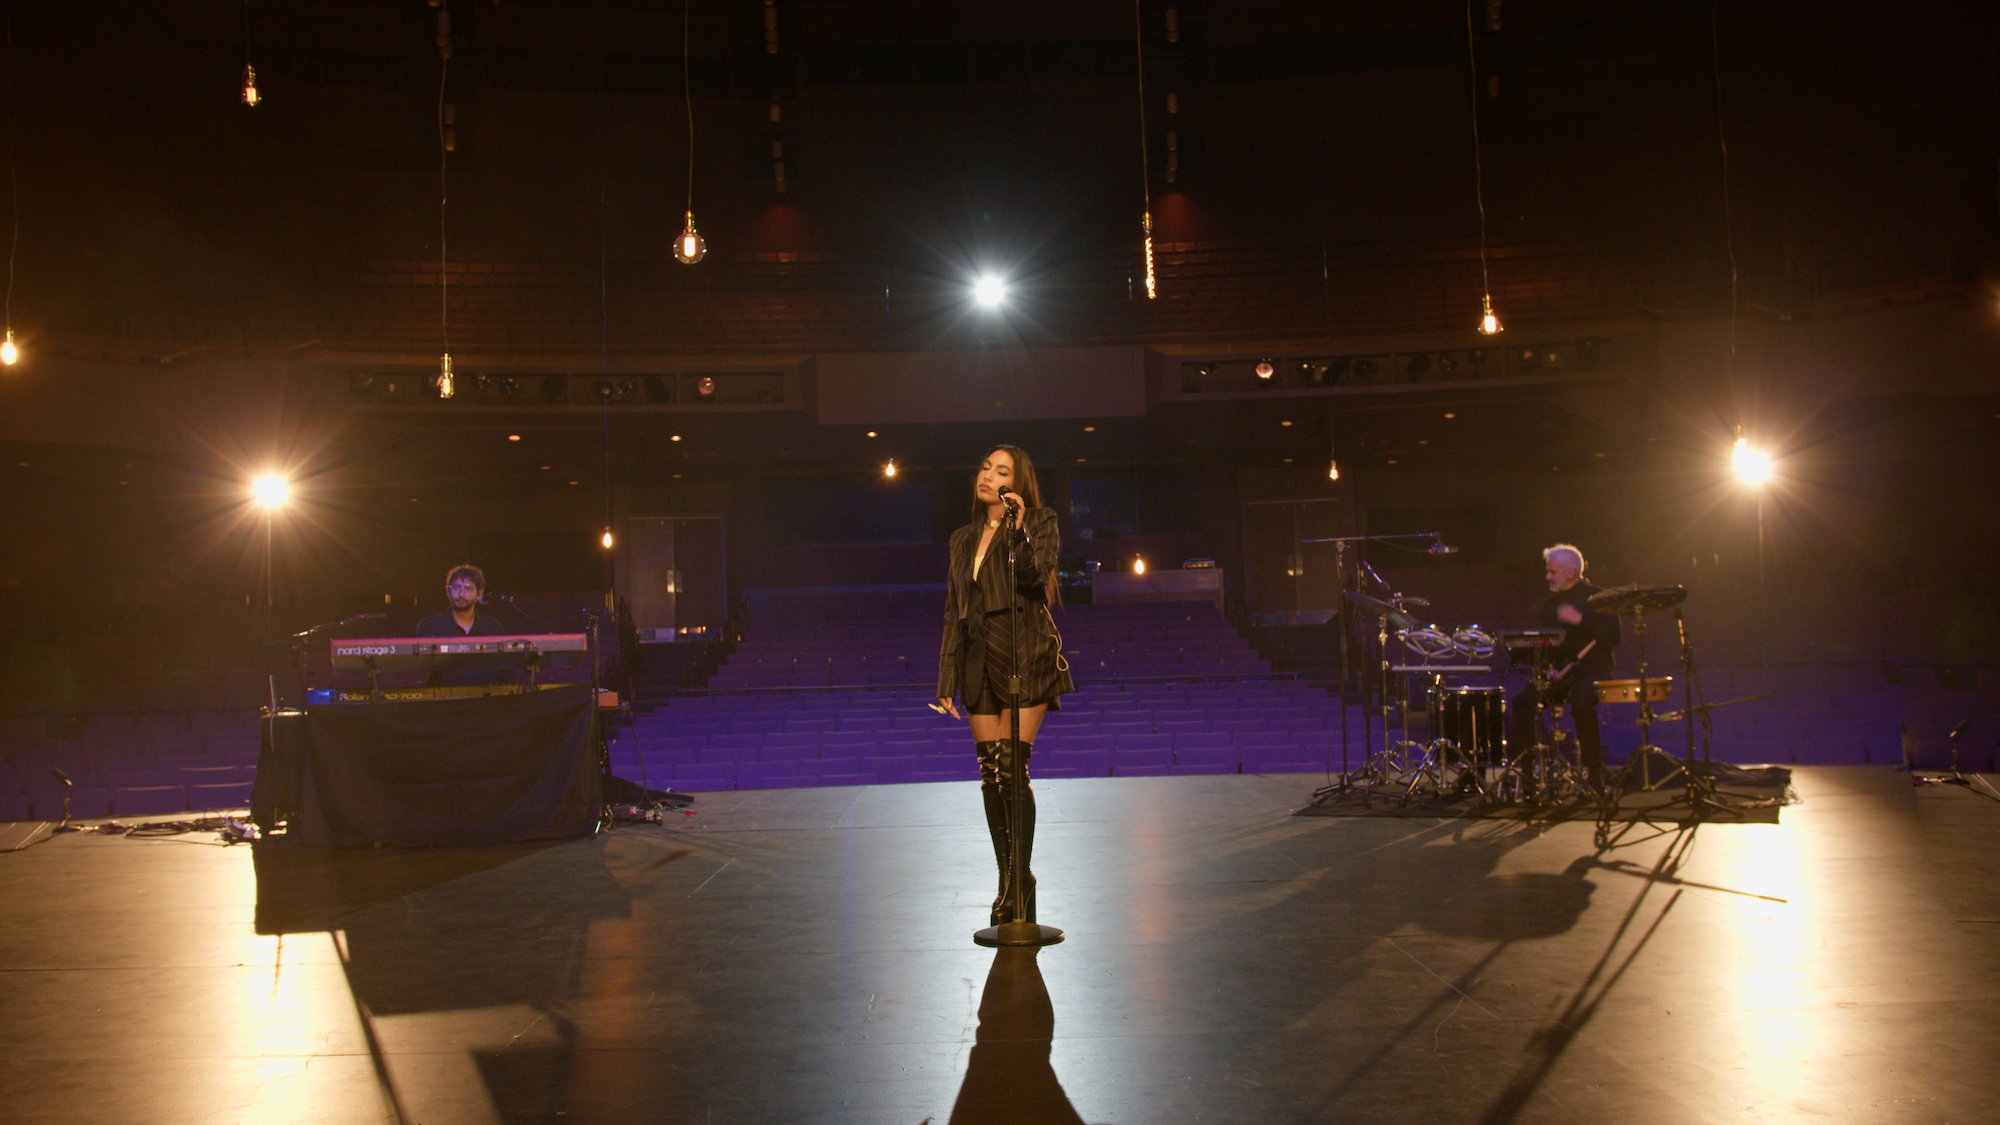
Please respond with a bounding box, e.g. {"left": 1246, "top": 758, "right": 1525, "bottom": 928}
{"left": 307, "top": 683, "right": 620, "bottom": 707}
{"left": 329, "top": 633, "right": 589, "bottom": 674}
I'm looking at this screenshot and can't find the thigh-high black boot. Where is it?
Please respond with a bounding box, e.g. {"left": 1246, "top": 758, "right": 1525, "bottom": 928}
{"left": 1000, "top": 738, "right": 1038, "bottom": 924}
{"left": 975, "top": 740, "right": 1011, "bottom": 926}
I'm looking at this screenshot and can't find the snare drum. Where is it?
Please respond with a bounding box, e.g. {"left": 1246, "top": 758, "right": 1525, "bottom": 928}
{"left": 1594, "top": 677, "right": 1673, "bottom": 704}
{"left": 1432, "top": 685, "right": 1507, "bottom": 764}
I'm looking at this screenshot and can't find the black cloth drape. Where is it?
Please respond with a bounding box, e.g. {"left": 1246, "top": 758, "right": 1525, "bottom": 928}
{"left": 281, "top": 685, "right": 600, "bottom": 848}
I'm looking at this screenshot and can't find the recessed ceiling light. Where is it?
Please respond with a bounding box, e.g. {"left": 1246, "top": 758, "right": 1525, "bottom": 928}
{"left": 670, "top": 435, "right": 682, "bottom": 442}
{"left": 540, "top": 465, "right": 551, "bottom": 470}
{"left": 1280, "top": 420, "right": 1293, "bottom": 427}
{"left": 1444, "top": 413, "right": 1456, "bottom": 419}
{"left": 865, "top": 430, "right": 877, "bottom": 438}
{"left": 1084, "top": 426, "right": 1095, "bottom": 432}
{"left": 1386, "top": 459, "right": 1398, "bottom": 465}
{"left": 1076, "top": 458, "right": 1086, "bottom": 462}
{"left": 507, "top": 434, "right": 520, "bottom": 442}
{"left": 1418, "top": 439, "right": 1428, "bottom": 445}
{"left": 1283, "top": 458, "right": 1293, "bottom": 463}
{"left": 569, "top": 480, "right": 579, "bottom": 485}
{"left": 1595, "top": 452, "right": 1605, "bottom": 457}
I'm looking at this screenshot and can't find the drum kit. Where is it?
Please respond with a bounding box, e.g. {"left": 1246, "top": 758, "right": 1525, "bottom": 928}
{"left": 1316, "top": 577, "right": 1758, "bottom": 828}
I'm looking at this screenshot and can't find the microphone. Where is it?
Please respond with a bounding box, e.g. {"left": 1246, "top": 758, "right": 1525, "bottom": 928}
{"left": 50, "top": 768, "right": 72, "bottom": 789}
{"left": 1360, "top": 561, "right": 1389, "bottom": 592}
{"left": 997, "top": 485, "right": 1020, "bottom": 509}
{"left": 1427, "top": 543, "right": 1460, "bottom": 555}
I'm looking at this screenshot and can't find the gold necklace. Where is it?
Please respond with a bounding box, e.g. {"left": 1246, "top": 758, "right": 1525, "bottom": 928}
{"left": 985, "top": 519, "right": 1000, "bottom": 528}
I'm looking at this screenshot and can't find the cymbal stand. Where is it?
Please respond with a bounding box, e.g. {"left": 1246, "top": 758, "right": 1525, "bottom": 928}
{"left": 1619, "top": 611, "right": 1681, "bottom": 792}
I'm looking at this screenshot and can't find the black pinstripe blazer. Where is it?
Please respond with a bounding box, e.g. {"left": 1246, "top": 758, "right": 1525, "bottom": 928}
{"left": 935, "top": 506, "right": 1075, "bottom": 704}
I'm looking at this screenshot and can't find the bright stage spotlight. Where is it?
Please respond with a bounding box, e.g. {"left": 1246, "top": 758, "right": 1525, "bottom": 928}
{"left": 1732, "top": 436, "right": 1773, "bottom": 486}
{"left": 972, "top": 275, "right": 1007, "bottom": 307}
{"left": 251, "top": 474, "right": 290, "bottom": 509}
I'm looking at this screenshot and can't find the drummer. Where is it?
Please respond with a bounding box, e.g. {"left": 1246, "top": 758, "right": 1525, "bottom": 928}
{"left": 1509, "top": 543, "right": 1621, "bottom": 788}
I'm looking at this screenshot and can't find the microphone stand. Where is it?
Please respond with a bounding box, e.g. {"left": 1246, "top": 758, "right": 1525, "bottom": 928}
{"left": 269, "top": 612, "right": 385, "bottom": 709}
{"left": 976, "top": 499, "right": 1063, "bottom": 948}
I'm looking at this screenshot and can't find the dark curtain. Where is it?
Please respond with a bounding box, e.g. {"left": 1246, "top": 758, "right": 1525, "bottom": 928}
{"left": 285, "top": 685, "right": 601, "bottom": 847}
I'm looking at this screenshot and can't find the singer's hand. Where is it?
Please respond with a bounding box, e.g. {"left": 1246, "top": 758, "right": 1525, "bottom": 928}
{"left": 936, "top": 697, "right": 962, "bottom": 720}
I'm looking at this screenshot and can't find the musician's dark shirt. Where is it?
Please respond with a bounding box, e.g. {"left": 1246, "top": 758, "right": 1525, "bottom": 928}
{"left": 415, "top": 611, "right": 512, "bottom": 685}
{"left": 1540, "top": 582, "right": 1620, "bottom": 673}
{"left": 415, "top": 611, "right": 508, "bottom": 638}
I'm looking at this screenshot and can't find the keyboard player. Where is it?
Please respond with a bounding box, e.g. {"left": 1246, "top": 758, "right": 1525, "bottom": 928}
{"left": 417, "top": 564, "right": 511, "bottom": 686}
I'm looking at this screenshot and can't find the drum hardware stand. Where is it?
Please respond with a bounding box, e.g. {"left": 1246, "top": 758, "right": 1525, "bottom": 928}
{"left": 1620, "top": 611, "right": 1679, "bottom": 793}
{"left": 1303, "top": 534, "right": 1448, "bottom": 806}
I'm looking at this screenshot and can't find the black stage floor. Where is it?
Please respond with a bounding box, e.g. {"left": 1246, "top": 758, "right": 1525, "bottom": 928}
{"left": 2, "top": 767, "right": 1997, "bottom": 1124}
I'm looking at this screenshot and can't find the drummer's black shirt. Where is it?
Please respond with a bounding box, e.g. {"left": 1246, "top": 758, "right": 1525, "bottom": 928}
{"left": 1540, "top": 581, "right": 1620, "bottom": 674}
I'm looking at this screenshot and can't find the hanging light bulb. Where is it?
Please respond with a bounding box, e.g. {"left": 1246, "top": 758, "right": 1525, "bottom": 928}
{"left": 601, "top": 529, "right": 615, "bottom": 549}
{"left": 883, "top": 459, "right": 897, "bottom": 478}
{"left": 1133, "top": 556, "right": 1147, "bottom": 576}
{"left": 1479, "top": 294, "right": 1503, "bottom": 335}
{"left": 1, "top": 330, "right": 17, "bottom": 366}
{"left": 1732, "top": 427, "right": 1772, "bottom": 485}
{"left": 241, "top": 65, "right": 260, "bottom": 106}
{"left": 1328, "top": 459, "right": 1340, "bottom": 481}
{"left": 438, "top": 353, "right": 455, "bottom": 399}
{"left": 675, "top": 211, "right": 707, "bottom": 264}
{"left": 1142, "top": 212, "right": 1157, "bottom": 300}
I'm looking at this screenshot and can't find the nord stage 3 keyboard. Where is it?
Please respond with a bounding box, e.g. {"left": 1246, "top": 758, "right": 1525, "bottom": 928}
{"left": 329, "top": 633, "right": 588, "bottom": 674}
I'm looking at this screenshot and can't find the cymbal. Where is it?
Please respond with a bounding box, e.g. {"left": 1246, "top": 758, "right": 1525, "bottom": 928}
{"left": 1586, "top": 583, "right": 1688, "bottom": 615}
{"left": 1342, "top": 589, "right": 1418, "bottom": 631}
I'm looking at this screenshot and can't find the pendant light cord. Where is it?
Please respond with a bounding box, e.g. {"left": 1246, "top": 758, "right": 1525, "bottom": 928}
{"left": 437, "top": 55, "right": 450, "bottom": 355}
{"left": 1464, "top": 0, "right": 1492, "bottom": 303}
{"left": 1713, "top": 0, "right": 1739, "bottom": 409}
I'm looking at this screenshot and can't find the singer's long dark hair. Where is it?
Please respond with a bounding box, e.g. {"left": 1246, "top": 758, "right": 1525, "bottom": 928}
{"left": 968, "top": 444, "right": 1059, "bottom": 606}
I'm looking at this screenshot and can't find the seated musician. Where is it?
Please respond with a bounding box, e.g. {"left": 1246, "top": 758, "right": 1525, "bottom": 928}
{"left": 1509, "top": 543, "right": 1621, "bottom": 788}
{"left": 416, "top": 564, "right": 511, "bottom": 686}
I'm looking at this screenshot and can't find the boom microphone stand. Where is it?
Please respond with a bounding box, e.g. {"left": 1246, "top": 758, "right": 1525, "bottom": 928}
{"left": 976, "top": 496, "right": 1063, "bottom": 948}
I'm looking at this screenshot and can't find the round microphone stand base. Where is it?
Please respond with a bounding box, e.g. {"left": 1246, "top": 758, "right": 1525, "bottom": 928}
{"left": 974, "top": 921, "right": 1065, "bottom": 948}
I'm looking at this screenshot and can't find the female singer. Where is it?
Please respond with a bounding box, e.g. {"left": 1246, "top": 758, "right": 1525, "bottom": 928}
{"left": 936, "top": 445, "right": 1074, "bottom": 926}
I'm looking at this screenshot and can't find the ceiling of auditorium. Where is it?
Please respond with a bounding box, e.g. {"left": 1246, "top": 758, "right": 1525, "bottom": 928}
{"left": 3, "top": 0, "right": 1987, "bottom": 361}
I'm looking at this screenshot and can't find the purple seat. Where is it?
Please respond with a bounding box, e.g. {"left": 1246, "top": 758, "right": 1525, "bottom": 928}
{"left": 1154, "top": 718, "right": 1208, "bottom": 735}
{"left": 1098, "top": 720, "right": 1153, "bottom": 738}
{"left": 1112, "top": 747, "right": 1173, "bottom": 773}
{"left": 1211, "top": 718, "right": 1268, "bottom": 733}
{"left": 730, "top": 719, "right": 786, "bottom": 736}
{"left": 760, "top": 731, "right": 819, "bottom": 756}
{"left": 1169, "top": 761, "right": 1233, "bottom": 775}
{"left": 110, "top": 785, "right": 186, "bottom": 816}
{"left": 188, "top": 781, "right": 253, "bottom": 810}
{"left": 819, "top": 732, "right": 877, "bottom": 755}
{"left": 707, "top": 732, "right": 761, "bottom": 754}
{"left": 175, "top": 765, "right": 244, "bottom": 787}
{"left": 783, "top": 717, "right": 837, "bottom": 734}
{"left": 1268, "top": 717, "right": 1327, "bottom": 733}
{"left": 804, "top": 757, "right": 859, "bottom": 780}
{"left": 1118, "top": 733, "right": 1173, "bottom": 753}
{"left": 920, "top": 753, "right": 979, "bottom": 780}
{"left": 1055, "top": 734, "right": 1114, "bottom": 756}
{"left": 862, "top": 755, "right": 920, "bottom": 782}
{"left": 671, "top": 762, "right": 736, "bottom": 790}
{"left": 1174, "top": 744, "right": 1238, "bottom": 771}
{"left": 1040, "top": 748, "right": 1109, "bottom": 777}
{"left": 642, "top": 747, "right": 700, "bottom": 774}
{"left": 877, "top": 737, "right": 938, "bottom": 760}
{"left": 672, "top": 720, "right": 729, "bottom": 738}
{"left": 736, "top": 761, "right": 806, "bottom": 789}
